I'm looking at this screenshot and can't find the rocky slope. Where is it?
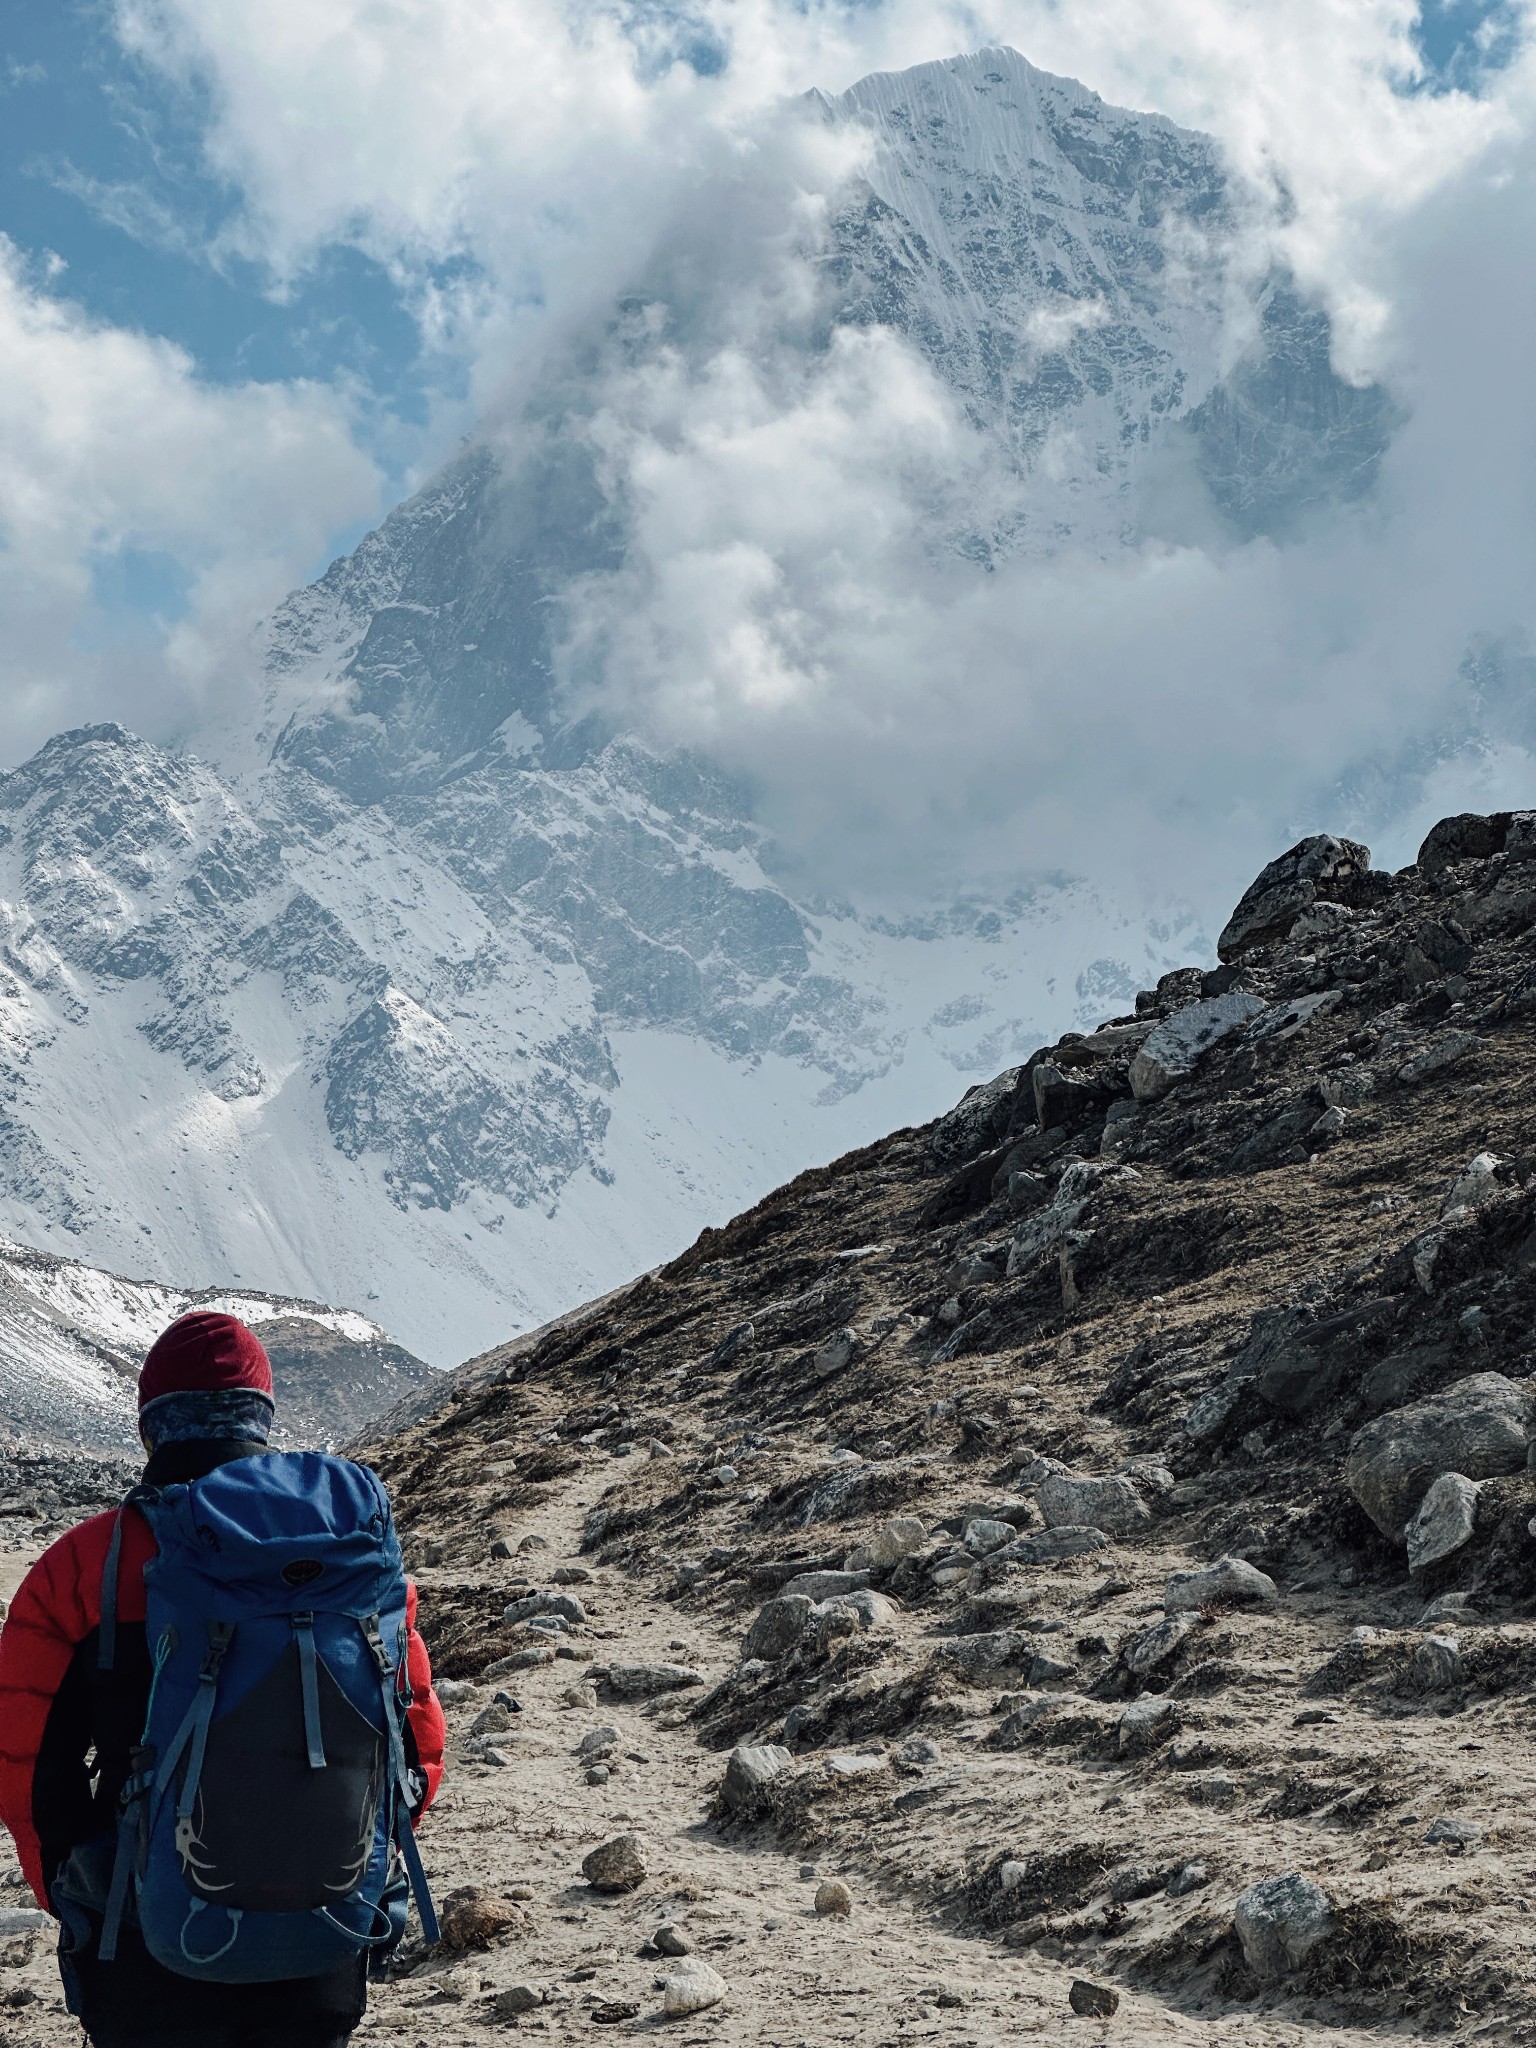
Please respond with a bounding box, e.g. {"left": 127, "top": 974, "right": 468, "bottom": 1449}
{"left": 0, "top": 48, "right": 1387, "bottom": 1364}
{"left": 306, "top": 805, "right": 1536, "bottom": 2041}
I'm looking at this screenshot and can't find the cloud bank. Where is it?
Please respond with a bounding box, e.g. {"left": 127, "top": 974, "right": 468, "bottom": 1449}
{"left": 4, "top": 2, "right": 1536, "bottom": 932}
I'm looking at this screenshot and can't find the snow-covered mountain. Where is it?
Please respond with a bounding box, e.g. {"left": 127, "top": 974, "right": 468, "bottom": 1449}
{"left": 0, "top": 1233, "right": 430, "bottom": 1459}
{"left": 0, "top": 50, "right": 1391, "bottom": 1365}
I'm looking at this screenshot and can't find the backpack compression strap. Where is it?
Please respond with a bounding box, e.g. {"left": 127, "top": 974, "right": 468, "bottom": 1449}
{"left": 97, "top": 1485, "right": 159, "bottom": 1673}
{"left": 100, "top": 1620, "right": 235, "bottom": 1964}
{"left": 362, "top": 1618, "right": 439, "bottom": 1946}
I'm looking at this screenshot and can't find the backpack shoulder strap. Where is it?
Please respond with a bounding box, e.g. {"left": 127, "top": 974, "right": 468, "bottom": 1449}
{"left": 97, "top": 1485, "right": 160, "bottom": 1675}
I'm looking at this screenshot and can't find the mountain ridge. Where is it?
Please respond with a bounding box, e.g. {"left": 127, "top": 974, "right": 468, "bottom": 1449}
{"left": 0, "top": 46, "right": 1389, "bottom": 1361}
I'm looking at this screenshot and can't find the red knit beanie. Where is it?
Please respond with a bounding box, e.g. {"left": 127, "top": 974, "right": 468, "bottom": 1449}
{"left": 138, "top": 1312, "right": 274, "bottom": 1412}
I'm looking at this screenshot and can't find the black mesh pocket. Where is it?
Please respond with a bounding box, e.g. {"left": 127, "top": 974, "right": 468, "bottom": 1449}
{"left": 179, "top": 1645, "right": 386, "bottom": 1912}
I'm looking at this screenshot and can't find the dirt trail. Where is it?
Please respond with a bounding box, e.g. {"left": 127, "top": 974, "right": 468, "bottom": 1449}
{"left": 1, "top": 1454, "right": 1503, "bottom": 2047}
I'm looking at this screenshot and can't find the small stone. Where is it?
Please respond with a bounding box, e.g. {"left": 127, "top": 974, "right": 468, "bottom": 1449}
{"left": 1233, "top": 1874, "right": 1335, "bottom": 1981}
{"left": 1404, "top": 1472, "right": 1480, "bottom": 1571}
{"left": 814, "top": 1879, "right": 853, "bottom": 1917}
{"left": 1109, "top": 1864, "right": 1166, "bottom": 1903}
{"left": 604, "top": 1663, "right": 706, "bottom": 1701}
{"left": 1166, "top": 1860, "right": 1209, "bottom": 1897}
{"left": 578, "top": 1724, "right": 620, "bottom": 1756}
{"left": 435, "top": 1885, "right": 526, "bottom": 1952}
{"left": 1117, "top": 1695, "right": 1177, "bottom": 1756}
{"left": 1027, "top": 1652, "right": 1075, "bottom": 1687}
{"left": 503, "top": 1590, "right": 586, "bottom": 1628}
{"left": 518, "top": 1533, "right": 549, "bottom": 1552}
{"left": 898, "top": 1737, "right": 941, "bottom": 1768}
{"left": 1424, "top": 1816, "right": 1481, "bottom": 1852}
{"left": 489, "top": 1537, "right": 514, "bottom": 1560}
{"left": 742, "top": 1594, "right": 815, "bottom": 1662}
{"left": 1311, "top": 1104, "right": 1347, "bottom": 1138}
{"left": 493, "top": 1984, "right": 544, "bottom": 2018}
{"left": 552, "top": 1565, "right": 593, "bottom": 1585}
{"left": 1068, "top": 1979, "right": 1119, "bottom": 2019}
{"left": 582, "top": 1834, "right": 648, "bottom": 1893}
{"left": 1164, "top": 1556, "right": 1278, "bottom": 1615}
{"left": 963, "top": 1517, "right": 1015, "bottom": 1556}
{"left": 722, "top": 1744, "right": 794, "bottom": 1814}
{"left": 586, "top": 1765, "right": 610, "bottom": 1785}
{"left": 864, "top": 1516, "right": 927, "bottom": 1567}
{"left": 711, "top": 1466, "right": 738, "bottom": 1487}
{"left": 1412, "top": 1634, "right": 1464, "bottom": 1690}
{"left": 653, "top": 1923, "right": 693, "bottom": 1957}
{"left": 661, "top": 1956, "right": 729, "bottom": 2017}
{"left": 469, "top": 1702, "right": 514, "bottom": 1737}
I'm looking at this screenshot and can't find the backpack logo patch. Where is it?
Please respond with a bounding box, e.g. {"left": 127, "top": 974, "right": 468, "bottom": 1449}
{"left": 281, "top": 1558, "right": 324, "bottom": 1589}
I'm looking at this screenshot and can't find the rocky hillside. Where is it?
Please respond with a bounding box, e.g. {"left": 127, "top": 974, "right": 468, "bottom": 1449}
{"left": 356, "top": 808, "right": 1536, "bottom": 2037}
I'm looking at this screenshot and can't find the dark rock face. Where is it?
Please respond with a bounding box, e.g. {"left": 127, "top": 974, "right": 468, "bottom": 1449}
{"left": 1217, "top": 834, "right": 1373, "bottom": 961}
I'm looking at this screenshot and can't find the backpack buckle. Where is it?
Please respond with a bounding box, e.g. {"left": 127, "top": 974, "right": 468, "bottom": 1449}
{"left": 362, "top": 1616, "right": 393, "bottom": 1676}
{"left": 199, "top": 1621, "right": 235, "bottom": 1682}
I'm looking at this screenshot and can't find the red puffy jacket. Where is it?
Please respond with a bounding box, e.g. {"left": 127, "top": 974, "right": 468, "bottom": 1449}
{"left": 0, "top": 1499, "right": 446, "bottom": 1909}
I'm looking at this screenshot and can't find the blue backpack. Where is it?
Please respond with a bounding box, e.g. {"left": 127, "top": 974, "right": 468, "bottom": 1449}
{"left": 95, "top": 1451, "right": 439, "bottom": 1981}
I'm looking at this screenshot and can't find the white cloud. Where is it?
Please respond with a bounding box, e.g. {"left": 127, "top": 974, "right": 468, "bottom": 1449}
{"left": 0, "top": 239, "right": 380, "bottom": 764}
{"left": 33, "top": 0, "right": 1536, "bottom": 927}
{"left": 114, "top": 1, "right": 1527, "bottom": 373}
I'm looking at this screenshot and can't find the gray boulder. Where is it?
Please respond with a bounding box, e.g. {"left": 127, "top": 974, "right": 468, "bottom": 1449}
{"left": 721, "top": 1744, "right": 793, "bottom": 1814}
{"left": 1117, "top": 1695, "right": 1177, "bottom": 1756}
{"left": 1404, "top": 1472, "right": 1481, "bottom": 1571}
{"left": 939, "top": 1629, "right": 1032, "bottom": 1675}
{"left": 1344, "top": 1372, "right": 1536, "bottom": 1537}
{"left": 1036, "top": 1471, "right": 1150, "bottom": 1536}
{"left": 1233, "top": 1874, "right": 1334, "bottom": 1979}
{"left": 604, "top": 1662, "right": 705, "bottom": 1700}
{"left": 1129, "top": 992, "right": 1267, "bottom": 1101}
{"left": 1398, "top": 1030, "right": 1482, "bottom": 1087}
{"left": 1122, "top": 1612, "right": 1197, "bottom": 1676}
{"left": 742, "top": 1594, "right": 815, "bottom": 1662}
{"left": 810, "top": 1590, "right": 898, "bottom": 1653}
{"left": 1412, "top": 1634, "right": 1464, "bottom": 1690}
{"left": 1165, "top": 1556, "right": 1277, "bottom": 1615}
{"left": 992, "top": 1526, "right": 1113, "bottom": 1565}
{"left": 781, "top": 1568, "right": 872, "bottom": 1602}
{"left": 503, "top": 1589, "right": 586, "bottom": 1627}
{"left": 1217, "top": 834, "right": 1371, "bottom": 961}
{"left": 962, "top": 1517, "right": 1015, "bottom": 1556}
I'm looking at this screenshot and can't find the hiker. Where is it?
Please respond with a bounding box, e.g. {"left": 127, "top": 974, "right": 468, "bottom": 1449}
{"left": 0, "top": 1311, "right": 446, "bottom": 2048}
